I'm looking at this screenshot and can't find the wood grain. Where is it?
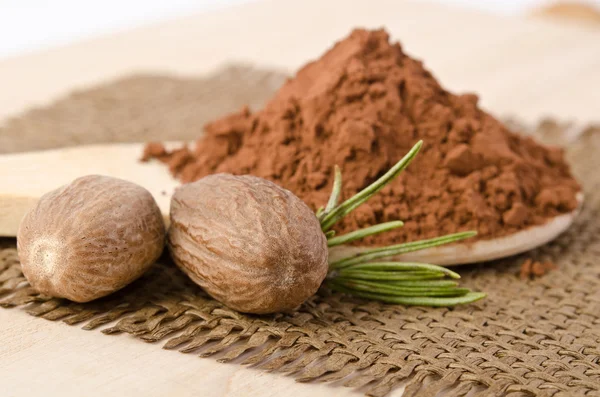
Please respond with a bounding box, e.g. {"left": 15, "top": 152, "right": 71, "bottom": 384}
{"left": 1, "top": 309, "right": 388, "bottom": 397}
{"left": 0, "top": 143, "right": 179, "bottom": 235}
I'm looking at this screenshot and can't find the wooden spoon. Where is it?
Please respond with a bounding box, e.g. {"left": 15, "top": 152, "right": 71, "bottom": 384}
{"left": 0, "top": 143, "right": 583, "bottom": 266}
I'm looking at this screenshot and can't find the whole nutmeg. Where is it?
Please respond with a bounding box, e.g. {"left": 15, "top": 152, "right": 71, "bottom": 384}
{"left": 17, "top": 175, "right": 166, "bottom": 302}
{"left": 168, "top": 174, "right": 329, "bottom": 314}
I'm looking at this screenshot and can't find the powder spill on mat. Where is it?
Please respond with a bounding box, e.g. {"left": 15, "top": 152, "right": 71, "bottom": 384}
{"left": 519, "top": 258, "right": 557, "bottom": 280}
{"left": 144, "top": 28, "right": 580, "bottom": 245}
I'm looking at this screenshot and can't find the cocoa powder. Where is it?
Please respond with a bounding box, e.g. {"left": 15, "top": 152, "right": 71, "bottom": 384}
{"left": 145, "top": 28, "right": 580, "bottom": 245}
{"left": 519, "top": 259, "right": 557, "bottom": 280}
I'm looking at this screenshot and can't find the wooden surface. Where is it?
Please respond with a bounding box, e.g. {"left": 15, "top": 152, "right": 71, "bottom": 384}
{"left": 0, "top": 143, "right": 180, "bottom": 236}
{"left": 0, "top": 309, "right": 383, "bottom": 397}
{"left": 1, "top": 0, "right": 599, "bottom": 126}
{"left": 1, "top": 1, "right": 599, "bottom": 396}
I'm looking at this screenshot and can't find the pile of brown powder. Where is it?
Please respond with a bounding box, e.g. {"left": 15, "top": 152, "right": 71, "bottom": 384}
{"left": 145, "top": 28, "right": 580, "bottom": 245}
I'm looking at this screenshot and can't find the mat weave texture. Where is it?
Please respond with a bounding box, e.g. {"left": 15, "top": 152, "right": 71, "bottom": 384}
{"left": 1, "top": 66, "right": 600, "bottom": 397}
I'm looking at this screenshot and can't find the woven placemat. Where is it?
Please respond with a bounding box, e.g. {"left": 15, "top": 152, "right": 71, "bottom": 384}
{"left": 1, "top": 66, "right": 600, "bottom": 397}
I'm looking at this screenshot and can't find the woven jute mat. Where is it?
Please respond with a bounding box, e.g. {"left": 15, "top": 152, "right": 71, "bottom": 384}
{"left": 1, "top": 66, "right": 600, "bottom": 397}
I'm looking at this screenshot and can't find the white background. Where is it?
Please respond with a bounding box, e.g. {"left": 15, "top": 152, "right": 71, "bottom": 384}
{"left": 1, "top": 0, "right": 599, "bottom": 60}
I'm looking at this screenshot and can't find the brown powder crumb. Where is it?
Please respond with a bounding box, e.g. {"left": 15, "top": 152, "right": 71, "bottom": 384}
{"left": 145, "top": 28, "right": 580, "bottom": 245}
{"left": 141, "top": 142, "right": 167, "bottom": 162}
{"left": 519, "top": 259, "right": 558, "bottom": 280}
{"left": 502, "top": 202, "right": 529, "bottom": 227}
{"left": 443, "top": 144, "right": 484, "bottom": 176}
{"left": 165, "top": 147, "right": 194, "bottom": 175}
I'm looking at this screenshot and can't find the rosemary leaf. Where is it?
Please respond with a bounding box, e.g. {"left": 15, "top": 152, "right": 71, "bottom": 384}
{"left": 342, "top": 261, "right": 460, "bottom": 278}
{"left": 374, "top": 279, "right": 459, "bottom": 288}
{"left": 337, "top": 269, "right": 446, "bottom": 281}
{"left": 329, "top": 231, "right": 476, "bottom": 269}
{"left": 331, "top": 283, "right": 486, "bottom": 307}
{"left": 327, "top": 221, "right": 404, "bottom": 247}
{"left": 332, "top": 279, "right": 469, "bottom": 296}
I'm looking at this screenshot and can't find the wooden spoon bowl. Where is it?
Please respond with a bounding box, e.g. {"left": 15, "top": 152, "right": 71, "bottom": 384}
{"left": 330, "top": 192, "right": 583, "bottom": 266}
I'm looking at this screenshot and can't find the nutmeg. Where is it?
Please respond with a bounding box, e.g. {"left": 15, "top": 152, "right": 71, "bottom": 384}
{"left": 17, "top": 175, "right": 166, "bottom": 302}
{"left": 168, "top": 174, "right": 329, "bottom": 314}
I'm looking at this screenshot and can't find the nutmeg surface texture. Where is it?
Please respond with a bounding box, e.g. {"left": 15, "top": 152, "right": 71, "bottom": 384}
{"left": 17, "top": 175, "right": 166, "bottom": 302}
{"left": 168, "top": 174, "right": 329, "bottom": 314}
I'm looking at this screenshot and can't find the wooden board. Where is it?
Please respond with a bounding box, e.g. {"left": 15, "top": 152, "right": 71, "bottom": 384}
{"left": 1, "top": 1, "right": 599, "bottom": 396}
{"left": 0, "top": 143, "right": 180, "bottom": 236}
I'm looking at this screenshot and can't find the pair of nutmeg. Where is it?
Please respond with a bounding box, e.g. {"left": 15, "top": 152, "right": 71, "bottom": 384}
{"left": 18, "top": 174, "right": 328, "bottom": 314}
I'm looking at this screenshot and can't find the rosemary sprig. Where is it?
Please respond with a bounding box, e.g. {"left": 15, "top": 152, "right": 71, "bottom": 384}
{"left": 320, "top": 140, "right": 485, "bottom": 307}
